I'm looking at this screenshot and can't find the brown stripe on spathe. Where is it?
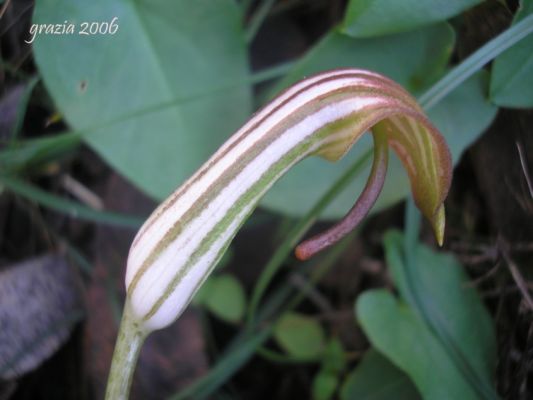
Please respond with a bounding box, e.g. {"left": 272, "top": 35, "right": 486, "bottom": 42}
{"left": 128, "top": 83, "right": 403, "bottom": 296}
{"left": 129, "top": 88, "right": 422, "bottom": 297}
{"left": 128, "top": 75, "right": 426, "bottom": 294}
{"left": 131, "top": 71, "right": 413, "bottom": 247}
{"left": 131, "top": 72, "right": 353, "bottom": 246}
{"left": 140, "top": 104, "right": 415, "bottom": 322}
{"left": 128, "top": 86, "right": 380, "bottom": 295}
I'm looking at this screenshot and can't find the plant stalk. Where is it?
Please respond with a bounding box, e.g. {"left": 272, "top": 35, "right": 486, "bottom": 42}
{"left": 105, "top": 303, "right": 146, "bottom": 400}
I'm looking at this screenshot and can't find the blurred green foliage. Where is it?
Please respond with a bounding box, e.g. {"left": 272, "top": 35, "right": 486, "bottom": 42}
{"left": 490, "top": 0, "right": 533, "bottom": 107}
{"left": 342, "top": 0, "right": 481, "bottom": 37}
{"left": 28, "top": 0, "right": 499, "bottom": 219}
{"left": 273, "top": 312, "right": 326, "bottom": 360}
{"left": 340, "top": 349, "right": 421, "bottom": 400}
{"left": 2, "top": 0, "right": 532, "bottom": 398}
{"left": 357, "top": 231, "right": 497, "bottom": 399}
{"left": 195, "top": 274, "right": 247, "bottom": 323}
{"left": 312, "top": 338, "right": 346, "bottom": 400}
{"left": 32, "top": 0, "right": 251, "bottom": 200}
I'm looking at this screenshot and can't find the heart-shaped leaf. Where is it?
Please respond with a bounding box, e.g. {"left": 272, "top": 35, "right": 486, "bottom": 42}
{"left": 273, "top": 313, "right": 326, "bottom": 360}
{"left": 196, "top": 274, "right": 246, "bottom": 323}
{"left": 340, "top": 349, "right": 421, "bottom": 400}
{"left": 33, "top": 0, "right": 251, "bottom": 200}
{"left": 356, "top": 231, "right": 498, "bottom": 399}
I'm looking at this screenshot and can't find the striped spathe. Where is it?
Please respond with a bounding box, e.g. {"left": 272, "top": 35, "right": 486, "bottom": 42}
{"left": 125, "top": 68, "right": 452, "bottom": 332}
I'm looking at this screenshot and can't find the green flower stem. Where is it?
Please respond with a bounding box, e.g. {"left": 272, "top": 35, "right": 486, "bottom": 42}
{"left": 105, "top": 304, "right": 147, "bottom": 400}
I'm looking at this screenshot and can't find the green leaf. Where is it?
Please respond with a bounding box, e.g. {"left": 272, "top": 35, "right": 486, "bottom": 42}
{"left": 340, "top": 349, "right": 421, "bottom": 400}
{"left": 273, "top": 312, "right": 326, "bottom": 360}
{"left": 342, "top": 0, "right": 480, "bottom": 38}
{"left": 321, "top": 338, "right": 346, "bottom": 373}
{"left": 261, "top": 26, "right": 496, "bottom": 219}
{"left": 355, "top": 231, "right": 498, "bottom": 400}
{"left": 357, "top": 291, "right": 482, "bottom": 399}
{"left": 201, "top": 274, "right": 246, "bottom": 323}
{"left": 33, "top": 0, "right": 251, "bottom": 201}
{"left": 269, "top": 24, "right": 455, "bottom": 96}
{"left": 312, "top": 370, "right": 339, "bottom": 400}
{"left": 312, "top": 338, "right": 346, "bottom": 400}
{"left": 0, "top": 62, "right": 292, "bottom": 172}
{"left": 383, "top": 231, "right": 497, "bottom": 394}
{"left": 490, "top": 0, "right": 533, "bottom": 107}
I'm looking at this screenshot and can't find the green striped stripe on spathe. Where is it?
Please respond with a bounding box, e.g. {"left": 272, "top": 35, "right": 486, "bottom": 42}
{"left": 129, "top": 71, "right": 410, "bottom": 247}
{"left": 128, "top": 72, "right": 448, "bottom": 329}
{"left": 128, "top": 70, "right": 417, "bottom": 260}
{"left": 128, "top": 70, "right": 420, "bottom": 251}
{"left": 139, "top": 123, "right": 323, "bottom": 325}
{"left": 132, "top": 110, "right": 410, "bottom": 328}
{"left": 130, "top": 97, "right": 384, "bottom": 314}
{"left": 126, "top": 87, "right": 398, "bottom": 297}
{"left": 137, "top": 107, "right": 406, "bottom": 327}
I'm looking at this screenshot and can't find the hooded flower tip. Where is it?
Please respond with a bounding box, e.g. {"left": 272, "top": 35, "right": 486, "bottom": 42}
{"left": 431, "top": 205, "right": 446, "bottom": 247}
{"left": 124, "top": 68, "right": 452, "bottom": 332}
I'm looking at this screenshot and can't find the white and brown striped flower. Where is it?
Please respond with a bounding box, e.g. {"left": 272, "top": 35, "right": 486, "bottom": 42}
{"left": 125, "top": 68, "right": 452, "bottom": 332}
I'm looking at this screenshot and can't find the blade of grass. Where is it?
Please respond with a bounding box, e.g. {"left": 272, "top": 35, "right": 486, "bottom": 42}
{"left": 419, "top": 13, "right": 533, "bottom": 109}
{"left": 0, "top": 175, "right": 144, "bottom": 228}
{"left": 64, "top": 240, "right": 94, "bottom": 275}
{"left": 250, "top": 60, "right": 296, "bottom": 83}
{"left": 257, "top": 346, "right": 318, "bottom": 364}
{"left": 0, "top": 132, "right": 82, "bottom": 170}
{"left": 245, "top": 0, "right": 276, "bottom": 43}
{"left": 169, "top": 327, "right": 272, "bottom": 400}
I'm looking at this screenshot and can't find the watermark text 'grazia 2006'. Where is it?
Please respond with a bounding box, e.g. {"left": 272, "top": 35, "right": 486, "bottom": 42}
{"left": 26, "top": 17, "right": 119, "bottom": 44}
